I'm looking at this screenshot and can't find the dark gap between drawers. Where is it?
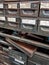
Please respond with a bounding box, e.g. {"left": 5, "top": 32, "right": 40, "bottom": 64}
{"left": 37, "top": 47, "right": 49, "bottom": 55}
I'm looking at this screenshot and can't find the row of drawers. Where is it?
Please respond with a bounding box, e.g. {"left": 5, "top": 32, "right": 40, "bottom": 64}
{"left": 0, "top": 1, "right": 49, "bottom": 36}
{"left": 0, "top": 1, "right": 39, "bottom": 17}
{"left": 0, "top": 17, "right": 49, "bottom": 36}
{"left": 0, "top": 1, "right": 49, "bottom": 17}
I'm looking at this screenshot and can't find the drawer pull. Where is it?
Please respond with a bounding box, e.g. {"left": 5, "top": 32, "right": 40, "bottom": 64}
{"left": 42, "top": 10, "right": 49, "bottom": 16}
{"left": 22, "top": 10, "right": 37, "bottom": 15}
{"left": 41, "top": 27, "right": 49, "bottom": 32}
{"left": 22, "top": 25, "right": 33, "bottom": 29}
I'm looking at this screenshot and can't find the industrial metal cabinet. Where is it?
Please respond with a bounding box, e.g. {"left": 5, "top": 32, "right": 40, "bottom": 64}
{"left": 0, "top": 0, "right": 40, "bottom": 33}
{"left": 0, "top": 0, "right": 49, "bottom": 65}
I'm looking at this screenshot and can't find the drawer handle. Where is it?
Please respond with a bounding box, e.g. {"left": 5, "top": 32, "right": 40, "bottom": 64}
{"left": 23, "top": 25, "right": 33, "bottom": 29}
{"left": 8, "top": 11, "right": 17, "bottom": 14}
{"left": 41, "top": 27, "right": 49, "bottom": 32}
{"left": 43, "top": 10, "right": 49, "bottom": 16}
{"left": 22, "top": 10, "right": 36, "bottom": 15}
{"left": 14, "top": 58, "right": 25, "bottom": 64}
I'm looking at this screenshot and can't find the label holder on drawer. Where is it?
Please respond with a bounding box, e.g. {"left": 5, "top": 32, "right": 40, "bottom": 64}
{"left": 8, "top": 3, "right": 17, "bottom": 9}
{"left": 0, "top": 3, "right": 3, "bottom": 8}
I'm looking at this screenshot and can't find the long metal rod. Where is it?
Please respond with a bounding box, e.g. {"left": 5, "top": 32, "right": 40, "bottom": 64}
{"left": 0, "top": 32, "right": 49, "bottom": 49}
{"left": 0, "top": 40, "right": 10, "bottom": 46}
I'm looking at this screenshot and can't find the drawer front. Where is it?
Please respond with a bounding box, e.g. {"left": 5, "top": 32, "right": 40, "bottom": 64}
{"left": 21, "top": 18, "right": 37, "bottom": 33}
{"left": 40, "top": 2, "right": 49, "bottom": 18}
{"left": 38, "top": 20, "right": 49, "bottom": 36}
{"left": 7, "top": 17, "right": 19, "bottom": 28}
{"left": 20, "top": 9, "right": 38, "bottom": 17}
{"left": 20, "top": 2, "right": 39, "bottom": 9}
{"left": 28, "top": 54, "right": 49, "bottom": 65}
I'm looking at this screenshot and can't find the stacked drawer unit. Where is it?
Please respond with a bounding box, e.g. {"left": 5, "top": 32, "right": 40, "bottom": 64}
{"left": 5, "top": 2, "right": 19, "bottom": 30}
{"left": 20, "top": 1, "right": 39, "bottom": 33}
{"left": 38, "top": 1, "right": 49, "bottom": 36}
{"left": 0, "top": 0, "right": 20, "bottom": 30}
{"left": 0, "top": 0, "right": 49, "bottom": 36}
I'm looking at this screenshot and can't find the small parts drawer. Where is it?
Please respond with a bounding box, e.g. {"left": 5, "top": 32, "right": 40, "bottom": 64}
{"left": 21, "top": 18, "right": 37, "bottom": 33}
{"left": 20, "top": 9, "right": 38, "bottom": 17}
{"left": 20, "top": 1, "right": 39, "bottom": 9}
{"left": 20, "top": 1, "right": 39, "bottom": 17}
{"left": 4, "top": 2, "right": 18, "bottom": 9}
{"left": 7, "top": 17, "right": 19, "bottom": 28}
{"left": 38, "top": 19, "right": 49, "bottom": 36}
{"left": 40, "top": 1, "right": 49, "bottom": 18}
{"left": 4, "top": 2, "right": 18, "bottom": 16}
